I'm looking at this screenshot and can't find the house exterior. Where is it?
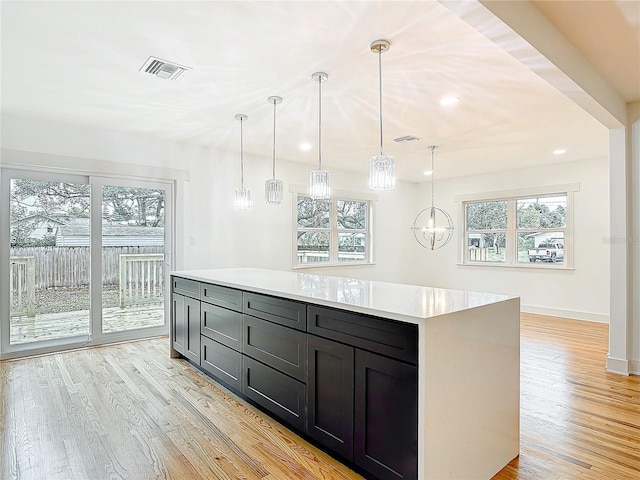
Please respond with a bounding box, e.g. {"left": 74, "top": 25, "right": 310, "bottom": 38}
{"left": 54, "top": 219, "right": 164, "bottom": 247}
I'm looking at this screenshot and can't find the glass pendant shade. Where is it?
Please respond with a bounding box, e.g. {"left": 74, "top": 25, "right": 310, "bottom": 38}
{"left": 369, "top": 39, "right": 396, "bottom": 191}
{"left": 234, "top": 187, "right": 252, "bottom": 210}
{"left": 309, "top": 72, "right": 331, "bottom": 200}
{"left": 309, "top": 169, "right": 331, "bottom": 199}
{"left": 369, "top": 154, "right": 395, "bottom": 190}
{"left": 234, "top": 113, "right": 251, "bottom": 210}
{"left": 265, "top": 178, "right": 283, "bottom": 204}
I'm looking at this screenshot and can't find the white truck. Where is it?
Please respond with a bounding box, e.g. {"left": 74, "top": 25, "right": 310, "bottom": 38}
{"left": 528, "top": 242, "right": 564, "bottom": 262}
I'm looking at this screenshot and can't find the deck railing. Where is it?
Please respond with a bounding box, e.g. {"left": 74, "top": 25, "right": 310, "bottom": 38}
{"left": 119, "top": 253, "right": 165, "bottom": 308}
{"left": 10, "top": 256, "right": 36, "bottom": 317}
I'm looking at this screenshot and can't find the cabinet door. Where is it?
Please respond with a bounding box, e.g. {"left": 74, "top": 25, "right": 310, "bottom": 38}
{"left": 201, "top": 336, "right": 242, "bottom": 391}
{"left": 243, "top": 315, "right": 306, "bottom": 382}
{"left": 183, "top": 295, "right": 201, "bottom": 364}
{"left": 355, "top": 350, "right": 418, "bottom": 480}
{"left": 307, "top": 336, "right": 354, "bottom": 460}
{"left": 201, "top": 302, "right": 242, "bottom": 351}
{"left": 242, "top": 356, "right": 306, "bottom": 432}
{"left": 172, "top": 293, "right": 186, "bottom": 355}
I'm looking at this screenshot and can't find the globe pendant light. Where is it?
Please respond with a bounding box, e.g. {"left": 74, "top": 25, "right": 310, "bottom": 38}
{"left": 412, "top": 146, "right": 454, "bottom": 249}
{"left": 234, "top": 113, "right": 251, "bottom": 210}
{"left": 369, "top": 39, "right": 395, "bottom": 191}
{"left": 309, "top": 71, "right": 331, "bottom": 200}
{"left": 265, "top": 96, "right": 283, "bottom": 205}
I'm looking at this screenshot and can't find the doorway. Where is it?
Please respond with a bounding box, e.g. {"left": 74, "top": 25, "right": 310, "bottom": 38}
{"left": 1, "top": 169, "right": 173, "bottom": 357}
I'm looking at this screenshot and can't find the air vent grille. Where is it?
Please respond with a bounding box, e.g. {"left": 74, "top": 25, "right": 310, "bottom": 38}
{"left": 393, "top": 135, "right": 422, "bottom": 143}
{"left": 139, "top": 56, "right": 191, "bottom": 80}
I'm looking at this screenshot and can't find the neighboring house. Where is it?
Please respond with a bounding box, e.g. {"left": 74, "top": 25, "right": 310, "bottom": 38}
{"left": 10, "top": 214, "right": 67, "bottom": 241}
{"left": 55, "top": 219, "right": 163, "bottom": 247}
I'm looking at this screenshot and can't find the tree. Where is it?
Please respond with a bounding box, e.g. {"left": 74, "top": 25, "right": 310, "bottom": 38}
{"left": 466, "top": 201, "right": 507, "bottom": 254}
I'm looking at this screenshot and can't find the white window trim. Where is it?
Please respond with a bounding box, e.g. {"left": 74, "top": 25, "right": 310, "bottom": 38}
{"left": 455, "top": 183, "right": 579, "bottom": 270}
{"left": 289, "top": 184, "right": 376, "bottom": 269}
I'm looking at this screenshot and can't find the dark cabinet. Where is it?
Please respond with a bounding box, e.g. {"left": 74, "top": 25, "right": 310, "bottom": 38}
{"left": 307, "top": 336, "right": 354, "bottom": 460}
{"left": 171, "top": 276, "right": 419, "bottom": 480}
{"left": 354, "top": 350, "right": 418, "bottom": 480}
{"left": 172, "top": 293, "right": 201, "bottom": 364}
{"left": 244, "top": 292, "right": 307, "bottom": 331}
{"left": 201, "top": 302, "right": 243, "bottom": 351}
{"left": 201, "top": 283, "right": 242, "bottom": 311}
{"left": 242, "top": 356, "right": 306, "bottom": 432}
{"left": 243, "top": 315, "right": 306, "bottom": 382}
{"left": 201, "top": 335, "right": 242, "bottom": 391}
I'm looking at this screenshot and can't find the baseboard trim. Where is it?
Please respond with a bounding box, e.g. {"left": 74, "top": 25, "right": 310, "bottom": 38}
{"left": 606, "top": 356, "right": 630, "bottom": 375}
{"left": 630, "top": 359, "right": 640, "bottom": 376}
{"left": 521, "top": 305, "right": 609, "bottom": 323}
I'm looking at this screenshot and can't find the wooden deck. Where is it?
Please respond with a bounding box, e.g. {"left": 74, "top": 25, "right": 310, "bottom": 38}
{"left": 10, "top": 303, "right": 164, "bottom": 345}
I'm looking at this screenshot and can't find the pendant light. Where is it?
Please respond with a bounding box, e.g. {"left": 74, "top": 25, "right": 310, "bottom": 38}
{"left": 411, "top": 146, "right": 454, "bottom": 249}
{"left": 265, "top": 96, "right": 283, "bottom": 205}
{"left": 369, "top": 39, "right": 395, "bottom": 191}
{"left": 234, "top": 113, "right": 251, "bottom": 210}
{"left": 309, "top": 71, "right": 331, "bottom": 200}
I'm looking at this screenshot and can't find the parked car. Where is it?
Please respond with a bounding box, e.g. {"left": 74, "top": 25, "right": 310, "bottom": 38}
{"left": 528, "top": 242, "right": 564, "bottom": 262}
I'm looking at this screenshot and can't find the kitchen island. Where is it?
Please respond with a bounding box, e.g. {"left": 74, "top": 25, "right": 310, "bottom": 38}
{"left": 170, "top": 268, "right": 520, "bottom": 480}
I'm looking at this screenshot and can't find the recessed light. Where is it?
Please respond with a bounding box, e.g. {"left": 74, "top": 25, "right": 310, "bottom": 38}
{"left": 440, "top": 96, "right": 460, "bottom": 107}
{"left": 423, "top": 170, "right": 433, "bottom": 176}
{"left": 300, "top": 142, "right": 312, "bottom": 151}
{"left": 553, "top": 149, "right": 567, "bottom": 155}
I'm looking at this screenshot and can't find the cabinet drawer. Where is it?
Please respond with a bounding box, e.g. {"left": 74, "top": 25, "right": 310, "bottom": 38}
{"left": 201, "top": 302, "right": 242, "bottom": 351}
{"left": 243, "top": 292, "right": 306, "bottom": 331}
{"left": 201, "top": 283, "right": 242, "bottom": 312}
{"left": 243, "top": 316, "right": 306, "bottom": 382}
{"left": 171, "top": 277, "right": 200, "bottom": 299}
{"left": 201, "top": 336, "right": 242, "bottom": 392}
{"left": 308, "top": 306, "right": 418, "bottom": 365}
{"left": 242, "top": 356, "right": 306, "bottom": 432}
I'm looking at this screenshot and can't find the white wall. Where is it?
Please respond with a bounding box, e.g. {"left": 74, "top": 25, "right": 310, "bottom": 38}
{"left": 1, "top": 113, "right": 610, "bottom": 321}
{"left": 408, "top": 156, "right": 610, "bottom": 322}
{"left": 1, "top": 113, "right": 419, "bottom": 285}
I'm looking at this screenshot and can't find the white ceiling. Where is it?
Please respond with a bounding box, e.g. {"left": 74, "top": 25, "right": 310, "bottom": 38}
{"left": 1, "top": 1, "right": 619, "bottom": 182}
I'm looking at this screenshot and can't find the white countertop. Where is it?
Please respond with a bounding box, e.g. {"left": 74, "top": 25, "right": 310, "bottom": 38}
{"left": 171, "top": 268, "right": 516, "bottom": 325}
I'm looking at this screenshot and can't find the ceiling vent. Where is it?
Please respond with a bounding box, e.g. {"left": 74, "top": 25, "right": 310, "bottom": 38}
{"left": 139, "top": 56, "right": 191, "bottom": 80}
{"left": 393, "top": 135, "right": 421, "bottom": 143}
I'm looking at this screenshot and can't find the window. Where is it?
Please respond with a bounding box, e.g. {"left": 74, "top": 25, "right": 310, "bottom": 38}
{"left": 463, "top": 189, "right": 572, "bottom": 267}
{"left": 295, "top": 194, "right": 371, "bottom": 266}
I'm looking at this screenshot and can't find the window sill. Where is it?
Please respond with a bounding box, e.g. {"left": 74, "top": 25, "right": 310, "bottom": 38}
{"left": 457, "top": 261, "right": 574, "bottom": 271}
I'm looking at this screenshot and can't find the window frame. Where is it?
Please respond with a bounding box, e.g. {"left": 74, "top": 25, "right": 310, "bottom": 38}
{"left": 456, "top": 184, "right": 578, "bottom": 269}
{"left": 292, "top": 188, "right": 374, "bottom": 269}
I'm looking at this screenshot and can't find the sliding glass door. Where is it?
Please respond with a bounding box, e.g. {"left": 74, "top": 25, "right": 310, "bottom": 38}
{"left": 99, "top": 181, "right": 167, "bottom": 335}
{"left": 6, "top": 173, "right": 91, "bottom": 347}
{"left": 1, "top": 169, "right": 172, "bottom": 357}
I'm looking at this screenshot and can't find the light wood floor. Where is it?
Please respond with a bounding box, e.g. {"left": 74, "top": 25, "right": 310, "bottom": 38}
{"left": 0, "top": 313, "right": 638, "bottom": 480}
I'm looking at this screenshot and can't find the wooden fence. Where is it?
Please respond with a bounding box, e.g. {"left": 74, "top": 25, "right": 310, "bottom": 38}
{"left": 9, "top": 246, "right": 164, "bottom": 289}
{"left": 9, "top": 246, "right": 165, "bottom": 317}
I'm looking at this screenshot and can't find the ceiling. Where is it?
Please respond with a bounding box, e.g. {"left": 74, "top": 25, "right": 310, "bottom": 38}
{"left": 1, "top": 1, "right": 629, "bottom": 182}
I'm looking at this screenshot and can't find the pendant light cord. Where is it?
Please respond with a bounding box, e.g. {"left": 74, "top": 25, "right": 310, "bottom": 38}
{"left": 318, "top": 76, "right": 322, "bottom": 171}
{"left": 272, "top": 100, "right": 277, "bottom": 179}
{"left": 428, "top": 146, "right": 437, "bottom": 208}
{"left": 240, "top": 117, "right": 245, "bottom": 189}
{"left": 378, "top": 47, "right": 384, "bottom": 156}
